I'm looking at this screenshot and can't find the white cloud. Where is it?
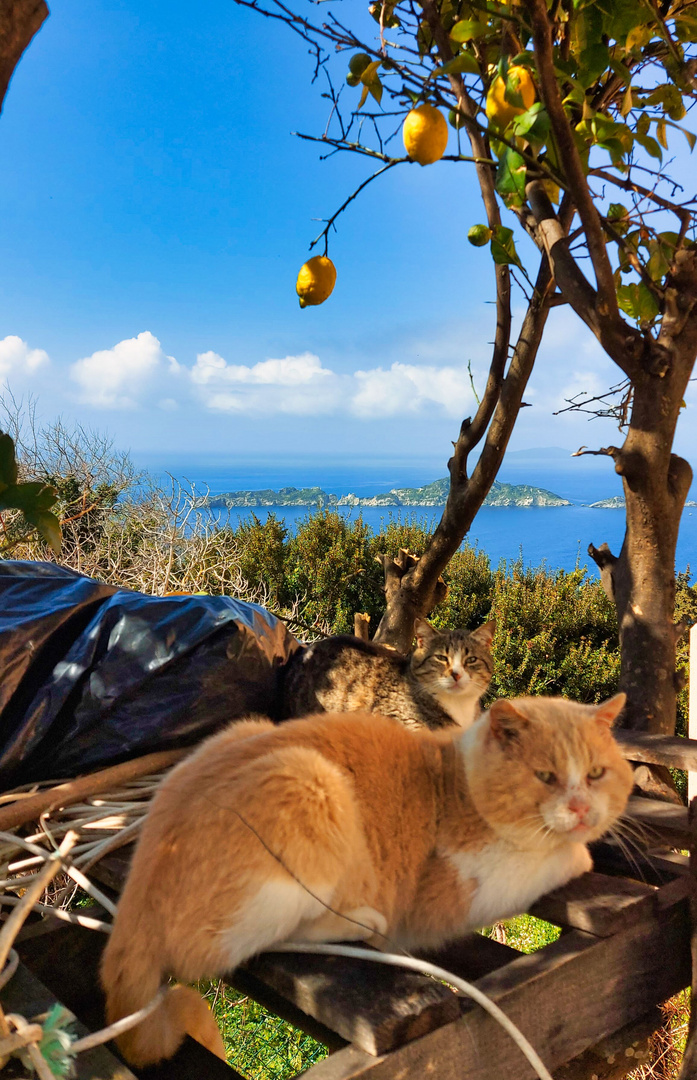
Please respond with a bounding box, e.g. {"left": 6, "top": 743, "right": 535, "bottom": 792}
{"left": 190, "top": 351, "right": 341, "bottom": 415}
{"left": 188, "top": 349, "right": 477, "bottom": 418}
{"left": 351, "top": 362, "right": 473, "bottom": 418}
{"left": 0, "top": 336, "right": 49, "bottom": 378}
{"left": 70, "top": 331, "right": 178, "bottom": 409}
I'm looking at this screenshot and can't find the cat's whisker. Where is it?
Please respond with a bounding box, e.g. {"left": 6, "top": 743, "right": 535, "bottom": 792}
{"left": 606, "top": 826, "right": 652, "bottom": 884}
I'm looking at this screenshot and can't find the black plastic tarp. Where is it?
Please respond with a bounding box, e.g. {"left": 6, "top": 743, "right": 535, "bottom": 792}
{"left": 0, "top": 561, "right": 300, "bottom": 788}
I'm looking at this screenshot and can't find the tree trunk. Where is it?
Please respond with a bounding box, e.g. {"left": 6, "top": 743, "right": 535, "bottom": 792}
{"left": 590, "top": 251, "right": 697, "bottom": 734}
{"left": 0, "top": 0, "right": 47, "bottom": 113}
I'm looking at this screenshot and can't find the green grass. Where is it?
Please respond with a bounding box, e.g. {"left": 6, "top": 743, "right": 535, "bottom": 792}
{"left": 199, "top": 981, "right": 328, "bottom": 1080}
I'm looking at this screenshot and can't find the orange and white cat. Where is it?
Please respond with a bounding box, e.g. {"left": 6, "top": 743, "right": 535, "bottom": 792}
{"left": 101, "top": 694, "right": 633, "bottom": 1066}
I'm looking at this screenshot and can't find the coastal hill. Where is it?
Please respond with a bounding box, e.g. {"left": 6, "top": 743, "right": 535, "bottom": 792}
{"left": 205, "top": 478, "right": 571, "bottom": 509}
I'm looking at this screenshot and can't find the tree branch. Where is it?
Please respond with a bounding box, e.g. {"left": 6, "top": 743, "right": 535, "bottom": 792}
{"left": 410, "top": 253, "right": 555, "bottom": 604}
{"left": 523, "top": 0, "right": 620, "bottom": 317}
{"left": 0, "top": 0, "right": 47, "bottom": 112}
{"left": 525, "top": 179, "right": 649, "bottom": 380}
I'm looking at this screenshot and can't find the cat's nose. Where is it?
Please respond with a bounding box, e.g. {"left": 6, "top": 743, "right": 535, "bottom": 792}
{"left": 451, "top": 671, "right": 461, "bottom": 682}
{"left": 568, "top": 796, "right": 590, "bottom": 819}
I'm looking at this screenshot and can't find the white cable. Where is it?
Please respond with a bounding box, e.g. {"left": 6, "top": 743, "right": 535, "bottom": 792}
{"left": 271, "top": 942, "right": 554, "bottom": 1080}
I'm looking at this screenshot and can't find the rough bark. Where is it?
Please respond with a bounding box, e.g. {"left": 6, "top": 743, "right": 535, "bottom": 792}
{"left": 588, "top": 250, "right": 697, "bottom": 733}
{"left": 0, "top": 0, "right": 47, "bottom": 113}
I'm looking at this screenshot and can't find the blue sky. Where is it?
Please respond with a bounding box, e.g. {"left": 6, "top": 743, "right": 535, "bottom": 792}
{"left": 1, "top": 0, "right": 696, "bottom": 479}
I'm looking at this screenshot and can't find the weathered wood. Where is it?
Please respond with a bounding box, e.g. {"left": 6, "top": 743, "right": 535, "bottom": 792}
{"left": 592, "top": 837, "right": 690, "bottom": 884}
{"left": 298, "top": 897, "right": 690, "bottom": 1079}
{"left": 614, "top": 729, "right": 697, "bottom": 772}
{"left": 238, "top": 933, "right": 521, "bottom": 1057}
{"left": 679, "top": 797, "right": 697, "bottom": 1080}
{"left": 242, "top": 948, "right": 460, "bottom": 1056}
{"left": 529, "top": 871, "right": 657, "bottom": 936}
{"left": 625, "top": 794, "right": 690, "bottom": 846}
{"left": 0, "top": 748, "right": 186, "bottom": 832}
{"left": 15, "top": 920, "right": 244, "bottom": 1080}
{"left": 420, "top": 931, "right": 521, "bottom": 980}
{"left": 0, "top": 959, "right": 137, "bottom": 1080}
{"left": 552, "top": 1007, "right": 662, "bottom": 1080}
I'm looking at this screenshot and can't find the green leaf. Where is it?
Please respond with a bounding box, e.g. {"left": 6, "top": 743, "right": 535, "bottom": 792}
{"left": 22, "top": 508, "right": 62, "bottom": 556}
{"left": 607, "top": 203, "right": 631, "bottom": 235}
{"left": 495, "top": 146, "right": 527, "bottom": 206}
{"left": 450, "top": 18, "right": 487, "bottom": 42}
{"left": 433, "top": 52, "right": 479, "bottom": 77}
{"left": 617, "top": 281, "right": 660, "bottom": 324}
{"left": 634, "top": 131, "right": 663, "bottom": 161}
{"left": 511, "top": 101, "right": 549, "bottom": 137}
{"left": 490, "top": 225, "right": 523, "bottom": 269}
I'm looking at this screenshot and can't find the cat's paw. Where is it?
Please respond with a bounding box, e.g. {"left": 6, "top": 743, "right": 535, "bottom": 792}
{"left": 344, "top": 906, "right": 388, "bottom": 941}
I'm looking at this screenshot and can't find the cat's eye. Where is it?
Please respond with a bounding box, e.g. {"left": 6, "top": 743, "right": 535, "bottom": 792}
{"left": 535, "top": 770, "right": 556, "bottom": 785}
{"left": 587, "top": 766, "right": 606, "bottom": 780}
{"left": 465, "top": 656, "right": 478, "bottom": 666}
{"left": 435, "top": 653, "right": 449, "bottom": 663}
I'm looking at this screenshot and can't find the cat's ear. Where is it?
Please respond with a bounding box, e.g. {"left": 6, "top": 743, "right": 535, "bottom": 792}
{"left": 469, "top": 619, "right": 496, "bottom": 649}
{"left": 593, "top": 692, "right": 627, "bottom": 729}
{"left": 414, "top": 618, "right": 436, "bottom": 649}
{"left": 489, "top": 699, "right": 530, "bottom": 744}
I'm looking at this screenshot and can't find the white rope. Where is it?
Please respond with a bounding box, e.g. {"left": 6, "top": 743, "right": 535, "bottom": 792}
{"left": 271, "top": 942, "right": 554, "bottom": 1080}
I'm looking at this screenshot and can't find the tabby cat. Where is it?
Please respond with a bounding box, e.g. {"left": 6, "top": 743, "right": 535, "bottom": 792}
{"left": 282, "top": 618, "right": 495, "bottom": 730}
{"left": 101, "top": 693, "right": 632, "bottom": 1065}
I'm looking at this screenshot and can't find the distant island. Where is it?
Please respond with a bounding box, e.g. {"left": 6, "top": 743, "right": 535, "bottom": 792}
{"left": 591, "top": 496, "right": 697, "bottom": 509}
{"left": 205, "top": 478, "right": 572, "bottom": 509}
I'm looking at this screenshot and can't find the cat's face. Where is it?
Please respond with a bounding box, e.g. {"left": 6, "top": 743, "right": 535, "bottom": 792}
{"left": 410, "top": 619, "right": 494, "bottom": 700}
{"left": 467, "top": 694, "right": 633, "bottom": 848}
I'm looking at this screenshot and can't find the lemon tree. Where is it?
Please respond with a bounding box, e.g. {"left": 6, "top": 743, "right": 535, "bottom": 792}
{"left": 236, "top": 0, "right": 697, "bottom": 752}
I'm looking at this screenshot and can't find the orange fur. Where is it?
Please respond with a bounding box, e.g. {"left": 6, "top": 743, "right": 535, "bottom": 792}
{"left": 101, "top": 696, "right": 633, "bottom": 1065}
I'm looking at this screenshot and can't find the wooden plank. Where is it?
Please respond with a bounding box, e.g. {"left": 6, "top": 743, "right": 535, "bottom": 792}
{"left": 678, "top": 797, "right": 697, "bottom": 1080}
{"left": 420, "top": 932, "right": 521, "bottom": 980}
{"left": 591, "top": 838, "right": 689, "bottom": 885}
{"left": 614, "top": 729, "right": 697, "bottom": 773}
{"left": 241, "top": 948, "right": 460, "bottom": 1057}
{"left": 16, "top": 921, "right": 243, "bottom": 1080}
{"left": 0, "top": 959, "right": 137, "bottom": 1080}
{"left": 625, "top": 795, "right": 690, "bottom": 847}
{"left": 690, "top": 623, "right": 697, "bottom": 803}
{"left": 296, "top": 890, "right": 691, "bottom": 1080}
{"left": 529, "top": 871, "right": 656, "bottom": 936}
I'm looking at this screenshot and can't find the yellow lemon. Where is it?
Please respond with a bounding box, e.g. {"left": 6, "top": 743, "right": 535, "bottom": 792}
{"left": 296, "top": 255, "right": 337, "bottom": 308}
{"left": 485, "top": 65, "right": 535, "bottom": 130}
{"left": 402, "top": 104, "right": 449, "bottom": 165}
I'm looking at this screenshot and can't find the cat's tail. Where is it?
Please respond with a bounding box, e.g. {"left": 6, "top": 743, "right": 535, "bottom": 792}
{"left": 101, "top": 924, "right": 225, "bottom": 1066}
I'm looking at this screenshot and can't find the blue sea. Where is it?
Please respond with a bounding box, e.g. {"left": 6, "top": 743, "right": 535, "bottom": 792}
{"left": 136, "top": 449, "right": 697, "bottom": 579}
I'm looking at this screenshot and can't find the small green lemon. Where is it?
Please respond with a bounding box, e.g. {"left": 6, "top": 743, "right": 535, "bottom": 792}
{"left": 468, "top": 224, "right": 493, "bottom": 247}
{"left": 296, "top": 255, "right": 337, "bottom": 308}
{"left": 349, "top": 53, "right": 372, "bottom": 77}
{"left": 402, "top": 104, "right": 449, "bottom": 165}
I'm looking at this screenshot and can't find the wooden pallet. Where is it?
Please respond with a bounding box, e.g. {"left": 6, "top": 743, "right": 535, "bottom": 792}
{"left": 3, "top": 731, "right": 697, "bottom": 1080}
